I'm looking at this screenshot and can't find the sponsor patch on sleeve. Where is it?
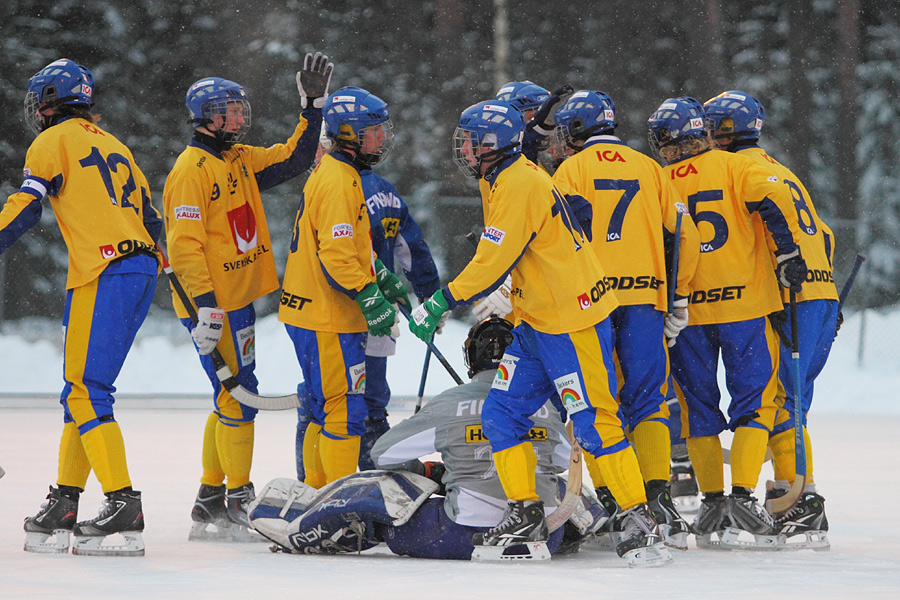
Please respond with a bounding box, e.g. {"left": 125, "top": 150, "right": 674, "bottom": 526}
{"left": 481, "top": 226, "right": 506, "bottom": 245}
{"left": 174, "top": 205, "right": 202, "bottom": 221}
{"left": 767, "top": 176, "right": 779, "bottom": 183}
{"left": 332, "top": 223, "right": 354, "bottom": 239}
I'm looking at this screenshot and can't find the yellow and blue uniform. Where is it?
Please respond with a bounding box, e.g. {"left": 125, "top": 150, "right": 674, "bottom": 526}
{"left": 0, "top": 117, "right": 161, "bottom": 494}
{"left": 553, "top": 135, "right": 701, "bottom": 484}
{"left": 280, "top": 151, "right": 376, "bottom": 487}
{"left": 163, "top": 108, "right": 321, "bottom": 490}
{"left": 740, "top": 145, "right": 839, "bottom": 487}
{"left": 445, "top": 154, "right": 647, "bottom": 511}
{"left": 663, "top": 147, "right": 802, "bottom": 492}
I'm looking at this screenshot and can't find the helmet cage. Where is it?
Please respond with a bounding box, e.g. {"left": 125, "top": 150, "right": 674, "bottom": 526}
{"left": 647, "top": 97, "right": 708, "bottom": 164}
{"left": 463, "top": 316, "right": 515, "bottom": 378}
{"left": 452, "top": 101, "right": 523, "bottom": 179}
{"left": 554, "top": 91, "right": 617, "bottom": 150}
{"left": 200, "top": 97, "right": 252, "bottom": 145}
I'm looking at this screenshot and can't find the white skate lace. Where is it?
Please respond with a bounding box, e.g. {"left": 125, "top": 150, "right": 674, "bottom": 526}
{"left": 489, "top": 504, "right": 522, "bottom": 534}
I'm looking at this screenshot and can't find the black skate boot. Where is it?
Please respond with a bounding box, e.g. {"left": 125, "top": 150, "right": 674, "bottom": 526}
{"left": 775, "top": 492, "right": 830, "bottom": 551}
{"left": 24, "top": 485, "right": 80, "bottom": 553}
{"left": 582, "top": 486, "right": 620, "bottom": 551}
{"left": 718, "top": 488, "right": 780, "bottom": 550}
{"left": 646, "top": 480, "right": 690, "bottom": 550}
{"left": 189, "top": 484, "right": 240, "bottom": 541}
{"left": 613, "top": 503, "right": 673, "bottom": 567}
{"left": 670, "top": 454, "right": 700, "bottom": 513}
{"left": 72, "top": 488, "right": 145, "bottom": 556}
{"left": 226, "top": 483, "right": 256, "bottom": 528}
{"left": 471, "top": 500, "right": 550, "bottom": 561}
{"left": 691, "top": 492, "right": 729, "bottom": 548}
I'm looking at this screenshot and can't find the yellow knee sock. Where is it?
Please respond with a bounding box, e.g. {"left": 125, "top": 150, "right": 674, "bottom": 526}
{"left": 584, "top": 451, "right": 605, "bottom": 489}
{"left": 303, "top": 423, "right": 326, "bottom": 489}
{"left": 80, "top": 422, "right": 131, "bottom": 493}
{"left": 595, "top": 446, "right": 646, "bottom": 510}
{"left": 494, "top": 442, "right": 539, "bottom": 502}
{"left": 57, "top": 421, "right": 91, "bottom": 490}
{"left": 200, "top": 411, "right": 225, "bottom": 486}
{"left": 632, "top": 420, "right": 671, "bottom": 483}
{"left": 730, "top": 426, "right": 769, "bottom": 490}
{"left": 320, "top": 433, "right": 361, "bottom": 484}
{"left": 769, "top": 426, "right": 815, "bottom": 486}
{"left": 686, "top": 435, "right": 724, "bottom": 494}
{"left": 216, "top": 420, "right": 254, "bottom": 489}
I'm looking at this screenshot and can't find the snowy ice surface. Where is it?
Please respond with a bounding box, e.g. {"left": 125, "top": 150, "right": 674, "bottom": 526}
{"left": 1, "top": 311, "right": 899, "bottom": 598}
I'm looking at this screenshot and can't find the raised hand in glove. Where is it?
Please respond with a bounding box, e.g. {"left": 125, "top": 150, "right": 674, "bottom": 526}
{"left": 192, "top": 307, "right": 225, "bottom": 355}
{"left": 528, "top": 84, "right": 575, "bottom": 135}
{"left": 296, "top": 51, "right": 334, "bottom": 109}
{"left": 375, "top": 258, "right": 410, "bottom": 307}
{"left": 409, "top": 289, "right": 449, "bottom": 343}
{"left": 355, "top": 283, "right": 397, "bottom": 337}
{"left": 664, "top": 297, "right": 689, "bottom": 348}
{"left": 472, "top": 275, "right": 513, "bottom": 322}
{"left": 776, "top": 249, "right": 807, "bottom": 293}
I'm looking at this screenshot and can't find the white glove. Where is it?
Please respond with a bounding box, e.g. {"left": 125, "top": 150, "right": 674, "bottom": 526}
{"left": 296, "top": 51, "right": 334, "bottom": 109}
{"left": 192, "top": 307, "right": 225, "bottom": 355}
{"left": 664, "top": 298, "right": 689, "bottom": 348}
{"left": 472, "top": 275, "right": 513, "bottom": 322}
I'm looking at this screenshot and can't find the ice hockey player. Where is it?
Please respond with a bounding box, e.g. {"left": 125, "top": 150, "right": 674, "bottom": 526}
{"left": 249, "top": 317, "right": 607, "bottom": 559}
{"left": 294, "top": 124, "right": 441, "bottom": 479}
{"left": 280, "top": 86, "right": 402, "bottom": 490}
{"left": 553, "top": 89, "right": 701, "bottom": 550}
{"left": 5, "top": 59, "right": 161, "bottom": 556}
{"left": 408, "top": 99, "right": 672, "bottom": 567}
{"left": 647, "top": 96, "right": 807, "bottom": 550}
{"left": 705, "top": 90, "right": 836, "bottom": 549}
{"left": 163, "top": 52, "right": 332, "bottom": 540}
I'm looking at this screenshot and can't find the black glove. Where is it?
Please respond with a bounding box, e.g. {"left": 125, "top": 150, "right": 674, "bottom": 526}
{"left": 776, "top": 250, "right": 807, "bottom": 293}
{"left": 834, "top": 309, "right": 844, "bottom": 340}
{"left": 768, "top": 309, "right": 789, "bottom": 347}
{"left": 423, "top": 461, "right": 446, "bottom": 495}
{"left": 296, "top": 51, "right": 334, "bottom": 109}
{"left": 528, "top": 84, "right": 575, "bottom": 134}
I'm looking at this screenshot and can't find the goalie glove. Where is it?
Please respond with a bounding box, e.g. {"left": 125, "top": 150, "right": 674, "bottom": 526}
{"left": 775, "top": 249, "right": 807, "bottom": 293}
{"left": 192, "top": 307, "right": 225, "bottom": 355}
{"left": 355, "top": 283, "right": 397, "bottom": 337}
{"left": 472, "top": 275, "right": 513, "bottom": 322}
{"left": 664, "top": 297, "right": 689, "bottom": 348}
{"left": 409, "top": 289, "right": 449, "bottom": 343}
{"left": 374, "top": 258, "right": 410, "bottom": 308}
{"left": 296, "top": 51, "right": 334, "bottom": 109}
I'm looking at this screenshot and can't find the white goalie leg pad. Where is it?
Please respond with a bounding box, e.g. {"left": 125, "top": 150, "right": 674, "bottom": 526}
{"left": 72, "top": 531, "right": 145, "bottom": 557}
{"left": 622, "top": 541, "right": 674, "bottom": 568}
{"left": 777, "top": 530, "right": 830, "bottom": 551}
{"left": 717, "top": 527, "right": 781, "bottom": 551}
{"left": 247, "top": 478, "right": 319, "bottom": 547}
{"left": 471, "top": 541, "right": 551, "bottom": 562}
{"left": 24, "top": 530, "right": 71, "bottom": 554}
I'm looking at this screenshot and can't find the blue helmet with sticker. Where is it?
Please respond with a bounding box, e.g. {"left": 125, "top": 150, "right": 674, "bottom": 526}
{"left": 647, "top": 96, "right": 708, "bottom": 164}
{"left": 704, "top": 90, "right": 765, "bottom": 149}
{"left": 452, "top": 100, "right": 524, "bottom": 178}
{"left": 24, "top": 58, "right": 95, "bottom": 135}
{"left": 185, "top": 77, "right": 252, "bottom": 145}
{"left": 495, "top": 81, "right": 550, "bottom": 120}
{"left": 322, "top": 86, "right": 393, "bottom": 166}
{"left": 554, "top": 90, "right": 617, "bottom": 149}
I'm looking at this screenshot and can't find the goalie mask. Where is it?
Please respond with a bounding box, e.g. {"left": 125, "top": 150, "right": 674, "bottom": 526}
{"left": 704, "top": 90, "right": 765, "bottom": 151}
{"left": 185, "top": 77, "right": 252, "bottom": 146}
{"left": 464, "top": 316, "right": 514, "bottom": 378}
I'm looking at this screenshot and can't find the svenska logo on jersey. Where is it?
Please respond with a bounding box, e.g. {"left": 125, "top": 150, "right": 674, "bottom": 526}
{"left": 174, "top": 205, "right": 201, "bottom": 221}
{"left": 226, "top": 202, "right": 258, "bottom": 255}
{"left": 482, "top": 226, "right": 506, "bottom": 245}
{"left": 332, "top": 223, "right": 354, "bottom": 239}
{"left": 99, "top": 245, "right": 117, "bottom": 260}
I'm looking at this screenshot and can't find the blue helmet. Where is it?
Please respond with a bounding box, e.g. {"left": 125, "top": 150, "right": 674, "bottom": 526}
{"left": 647, "top": 96, "right": 707, "bottom": 163}
{"left": 452, "top": 100, "right": 524, "bottom": 178}
{"left": 323, "top": 86, "right": 393, "bottom": 166}
{"left": 185, "top": 77, "right": 252, "bottom": 145}
{"left": 24, "top": 58, "right": 95, "bottom": 135}
{"left": 495, "top": 81, "right": 550, "bottom": 118}
{"left": 704, "top": 90, "right": 765, "bottom": 148}
{"left": 554, "top": 90, "right": 617, "bottom": 149}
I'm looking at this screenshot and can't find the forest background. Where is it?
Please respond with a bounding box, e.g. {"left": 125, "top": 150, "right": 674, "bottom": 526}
{"left": 0, "top": 0, "right": 896, "bottom": 323}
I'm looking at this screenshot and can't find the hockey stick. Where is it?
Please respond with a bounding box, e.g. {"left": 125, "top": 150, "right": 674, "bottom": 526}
{"left": 397, "top": 304, "right": 464, "bottom": 385}
{"left": 766, "top": 289, "right": 806, "bottom": 515}
{"left": 159, "top": 250, "right": 301, "bottom": 411}
{"left": 668, "top": 210, "right": 684, "bottom": 314}
{"left": 546, "top": 421, "right": 583, "bottom": 532}
{"left": 414, "top": 347, "right": 432, "bottom": 413}
{"left": 838, "top": 253, "right": 865, "bottom": 309}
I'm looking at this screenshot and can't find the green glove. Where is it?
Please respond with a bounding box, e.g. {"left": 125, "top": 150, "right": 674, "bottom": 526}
{"left": 375, "top": 258, "right": 410, "bottom": 307}
{"left": 355, "top": 282, "right": 397, "bottom": 337}
{"left": 409, "top": 289, "right": 449, "bottom": 343}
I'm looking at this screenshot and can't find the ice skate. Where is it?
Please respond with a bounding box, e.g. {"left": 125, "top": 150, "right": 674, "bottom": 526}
{"left": 189, "top": 483, "right": 259, "bottom": 542}
{"left": 691, "top": 493, "right": 729, "bottom": 549}
{"left": 775, "top": 492, "right": 830, "bottom": 551}
{"left": 224, "top": 482, "right": 264, "bottom": 542}
{"left": 717, "top": 492, "right": 780, "bottom": 551}
{"left": 646, "top": 482, "right": 690, "bottom": 550}
{"left": 582, "top": 486, "right": 619, "bottom": 552}
{"left": 24, "top": 486, "right": 79, "bottom": 554}
{"left": 670, "top": 458, "right": 701, "bottom": 513}
{"left": 72, "top": 489, "right": 145, "bottom": 557}
{"left": 612, "top": 504, "right": 673, "bottom": 567}
{"left": 471, "top": 500, "right": 550, "bottom": 561}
